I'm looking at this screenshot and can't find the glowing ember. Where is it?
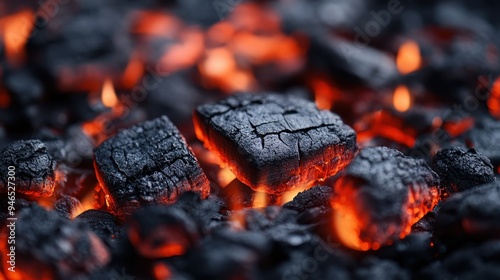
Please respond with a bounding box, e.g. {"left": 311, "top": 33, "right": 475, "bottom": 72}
{"left": 252, "top": 192, "right": 268, "bottom": 208}
{"left": 101, "top": 78, "right": 118, "bottom": 108}
{"left": 0, "top": 9, "right": 34, "bottom": 65}
{"left": 159, "top": 27, "right": 204, "bottom": 73}
{"left": 130, "top": 11, "right": 181, "bottom": 37}
{"left": 309, "top": 76, "right": 341, "bottom": 110}
{"left": 154, "top": 263, "right": 173, "bottom": 280}
{"left": 442, "top": 117, "right": 475, "bottom": 138}
{"left": 393, "top": 85, "right": 412, "bottom": 112}
{"left": 488, "top": 77, "right": 500, "bottom": 119}
{"left": 331, "top": 147, "right": 440, "bottom": 251}
{"left": 279, "top": 183, "right": 314, "bottom": 205}
{"left": 121, "top": 53, "right": 144, "bottom": 89}
{"left": 396, "top": 40, "right": 421, "bottom": 74}
{"left": 355, "top": 110, "right": 416, "bottom": 147}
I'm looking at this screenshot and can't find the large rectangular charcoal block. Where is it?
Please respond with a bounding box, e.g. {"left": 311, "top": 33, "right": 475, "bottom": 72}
{"left": 193, "top": 93, "right": 357, "bottom": 194}
{"left": 94, "top": 116, "right": 210, "bottom": 217}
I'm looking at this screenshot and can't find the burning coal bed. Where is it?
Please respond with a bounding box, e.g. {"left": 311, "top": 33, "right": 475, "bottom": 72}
{"left": 3, "top": 0, "right": 500, "bottom": 280}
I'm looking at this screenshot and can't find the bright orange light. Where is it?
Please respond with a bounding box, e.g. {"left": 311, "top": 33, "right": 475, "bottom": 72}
{"left": 442, "top": 117, "right": 475, "bottom": 138}
{"left": 280, "top": 183, "right": 313, "bottom": 205}
{"left": 121, "top": 53, "right": 144, "bottom": 89}
{"left": 130, "top": 11, "right": 181, "bottom": 37}
{"left": 0, "top": 10, "right": 34, "bottom": 65}
{"left": 101, "top": 78, "right": 118, "bottom": 108}
{"left": 71, "top": 188, "right": 96, "bottom": 219}
{"left": 154, "top": 263, "right": 172, "bottom": 280}
{"left": 218, "top": 167, "right": 236, "bottom": 187}
{"left": 393, "top": 85, "right": 411, "bottom": 112}
{"left": 252, "top": 192, "right": 268, "bottom": 208}
{"left": 200, "top": 47, "right": 236, "bottom": 78}
{"left": 159, "top": 27, "right": 204, "bottom": 73}
{"left": 396, "top": 40, "right": 421, "bottom": 74}
{"left": 310, "top": 77, "right": 341, "bottom": 110}
{"left": 488, "top": 77, "right": 500, "bottom": 119}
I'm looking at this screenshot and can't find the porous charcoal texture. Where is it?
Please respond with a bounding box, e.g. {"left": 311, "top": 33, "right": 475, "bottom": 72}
{"left": 194, "top": 93, "right": 357, "bottom": 194}
{"left": 432, "top": 147, "right": 495, "bottom": 195}
{"left": 283, "top": 185, "right": 333, "bottom": 213}
{"left": 333, "top": 147, "right": 440, "bottom": 250}
{"left": 94, "top": 116, "right": 210, "bottom": 217}
{"left": 0, "top": 140, "right": 56, "bottom": 197}
{"left": 0, "top": 205, "right": 109, "bottom": 279}
{"left": 75, "top": 210, "right": 124, "bottom": 248}
{"left": 435, "top": 182, "right": 500, "bottom": 247}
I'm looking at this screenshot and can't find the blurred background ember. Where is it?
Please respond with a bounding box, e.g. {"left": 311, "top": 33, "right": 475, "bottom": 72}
{"left": 1, "top": 0, "right": 500, "bottom": 279}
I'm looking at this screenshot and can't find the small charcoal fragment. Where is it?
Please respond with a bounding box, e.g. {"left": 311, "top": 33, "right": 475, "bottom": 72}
{"left": 0, "top": 140, "right": 56, "bottom": 197}
{"left": 332, "top": 147, "right": 440, "bottom": 251}
{"left": 283, "top": 185, "right": 333, "bottom": 212}
{"left": 0, "top": 205, "right": 109, "bottom": 279}
{"left": 194, "top": 93, "right": 357, "bottom": 194}
{"left": 435, "top": 182, "right": 500, "bottom": 247}
{"left": 54, "top": 195, "right": 82, "bottom": 219}
{"left": 94, "top": 116, "right": 210, "bottom": 217}
{"left": 432, "top": 147, "right": 495, "bottom": 195}
{"left": 75, "top": 210, "right": 124, "bottom": 247}
{"left": 127, "top": 205, "right": 200, "bottom": 259}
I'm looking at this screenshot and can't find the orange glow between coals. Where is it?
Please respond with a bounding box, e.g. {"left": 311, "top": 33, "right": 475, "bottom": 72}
{"left": 252, "top": 192, "right": 268, "bottom": 208}
{"left": 488, "top": 77, "right": 500, "bottom": 119}
{"left": 101, "top": 78, "right": 118, "bottom": 108}
{"left": 332, "top": 178, "right": 439, "bottom": 251}
{"left": 397, "top": 40, "right": 421, "bottom": 74}
{"left": 393, "top": 85, "right": 412, "bottom": 112}
{"left": 0, "top": 9, "right": 34, "bottom": 65}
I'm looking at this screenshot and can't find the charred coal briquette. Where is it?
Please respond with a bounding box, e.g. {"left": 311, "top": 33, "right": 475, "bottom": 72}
{"left": 194, "top": 93, "right": 357, "bottom": 194}
{"left": 463, "top": 118, "right": 500, "bottom": 167}
{"left": 283, "top": 185, "right": 333, "bottom": 213}
{"left": 332, "top": 147, "right": 440, "bottom": 251}
{"left": 94, "top": 116, "right": 210, "bottom": 217}
{"left": 127, "top": 205, "right": 200, "bottom": 259}
{"left": 0, "top": 205, "right": 109, "bottom": 279}
{"left": 435, "top": 182, "right": 500, "bottom": 247}
{"left": 0, "top": 140, "right": 56, "bottom": 197}
{"left": 432, "top": 147, "right": 495, "bottom": 195}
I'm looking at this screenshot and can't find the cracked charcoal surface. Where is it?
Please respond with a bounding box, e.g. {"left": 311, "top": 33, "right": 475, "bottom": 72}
{"left": 335, "top": 147, "right": 440, "bottom": 246}
{"left": 1, "top": 205, "right": 109, "bottom": 279}
{"left": 0, "top": 140, "right": 56, "bottom": 197}
{"left": 432, "top": 147, "right": 495, "bottom": 195}
{"left": 75, "top": 210, "right": 125, "bottom": 248}
{"left": 435, "top": 182, "right": 500, "bottom": 247}
{"left": 94, "top": 116, "right": 210, "bottom": 217}
{"left": 283, "top": 185, "right": 333, "bottom": 212}
{"left": 194, "top": 93, "right": 357, "bottom": 194}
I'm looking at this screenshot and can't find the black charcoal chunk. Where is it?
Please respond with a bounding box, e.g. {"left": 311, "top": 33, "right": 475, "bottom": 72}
{"left": 284, "top": 185, "right": 333, "bottom": 212}
{"left": 0, "top": 205, "right": 109, "bottom": 279}
{"left": 127, "top": 204, "right": 200, "bottom": 259}
{"left": 54, "top": 195, "right": 82, "bottom": 219}
{"left": 463, "top": 118, "right": 500, "bottom": 167}
{"left": 435, "top": 182, "right": 500, "bottom": 246}
{"left": 0, "top": 140, "right": 56, "bottom": 197}
{"left": 75, "top": 210, "right": 124, "bottom": 248}
{"left": 194, "top": 93, "right": 357, "bottom": 194}
{"left": 432, "top": 147, "right": 495, "bottom": 194}
{"left": 333, "top": 147, "right": 440, "bottom": 249}
{"left": 419, "top": 240, "right": 500, "bottom": 280}
{"left": 94, "top": 116, "right": 210, "bottom": 217}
